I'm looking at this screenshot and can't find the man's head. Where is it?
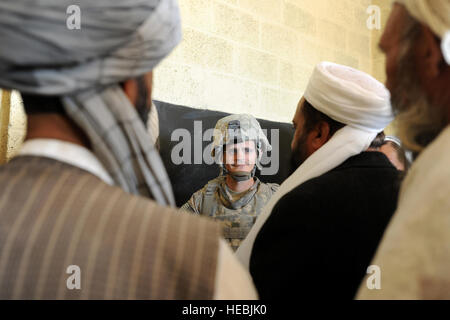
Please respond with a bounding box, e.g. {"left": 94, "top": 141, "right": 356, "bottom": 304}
{"left": 211, "top": 114, "right": 271, "bottom": 182}
{"left": 380, "top": 1, "right": 450, "bottom": 153}
{"left": 291, "top": 98, "right": 345, "bottom": 168}
{"left": 0, "top": 0, "right": 181, "bottom": 203}
{"left": 1, "top": 0, "right": 180, "bottom": 139}
{"left": 23, "top": 72, "right": 153, "bottom": 127}
{"left": 289, "top": 61, "right": 392, "bottom": 170}
{"left": 291, "top": 97, "right": 386, "bottom": 169}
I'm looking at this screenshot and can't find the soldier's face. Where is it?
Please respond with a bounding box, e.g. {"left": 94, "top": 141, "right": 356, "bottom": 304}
{"left": 224, "top": 140, "right": 257, "bottom": 173}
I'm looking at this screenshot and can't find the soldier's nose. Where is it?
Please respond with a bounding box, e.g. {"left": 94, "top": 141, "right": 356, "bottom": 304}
{"left": 236, "top": 150, "right": 247, "bottom": 163}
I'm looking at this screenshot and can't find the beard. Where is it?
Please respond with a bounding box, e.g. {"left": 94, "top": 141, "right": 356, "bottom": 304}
{"left": 289, "top": 131, "right": 309, "bottom": 175}
{"left": 135, "top": 76, "right": 150, "bottom": 129}
{"left": 390, "top": 24, "right": 448, "bottom": 156}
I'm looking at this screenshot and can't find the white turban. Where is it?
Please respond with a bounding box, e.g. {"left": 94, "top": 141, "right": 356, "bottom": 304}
{"left": 237, "top": 62, "right": 394, "bottom": 268}
{"left": 396, "top": 0, "right": 450, "bottom": 65}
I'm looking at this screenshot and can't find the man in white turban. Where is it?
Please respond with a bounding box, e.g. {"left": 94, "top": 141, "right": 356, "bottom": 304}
{"left": 236, "top": 61, "right": 400, "bottom": 299}
{"left": 0, "top": 0, "right": 257, "bottom": 299}
{"left": 357, "top": 0, "right": 450, "bottom": 300}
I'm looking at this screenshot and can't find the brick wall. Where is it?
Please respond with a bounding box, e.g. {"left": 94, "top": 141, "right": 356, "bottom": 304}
{"left": 371, "top": 0, "right": 394, "bottom": 83}
{"left": 0, "top": 91, "right": 26, "bottom": 161}
{"left": 153, "top": 0, "right": 393, "bottom": 123}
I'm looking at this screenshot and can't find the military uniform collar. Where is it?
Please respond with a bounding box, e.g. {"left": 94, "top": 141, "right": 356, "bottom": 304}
{"left": 219, "top": 176, "right": 260, "bottom": 210}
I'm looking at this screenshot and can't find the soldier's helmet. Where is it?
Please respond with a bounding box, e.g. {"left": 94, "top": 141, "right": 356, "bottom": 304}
{"left": 211, "top": 114, "right": 271, "bottom": 170}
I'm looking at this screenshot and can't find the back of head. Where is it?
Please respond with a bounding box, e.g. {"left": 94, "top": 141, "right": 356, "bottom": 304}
{"left": 387, "top": 1, "right": 450, "bottom": 152}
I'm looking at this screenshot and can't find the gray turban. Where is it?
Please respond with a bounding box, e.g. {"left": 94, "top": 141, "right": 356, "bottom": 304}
{"left": 0, "top": 0, "right": 181, "bottom": 206}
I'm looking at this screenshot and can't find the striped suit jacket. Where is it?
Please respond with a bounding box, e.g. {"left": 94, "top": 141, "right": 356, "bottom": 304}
{"left": 0, "top": 156, "right": 220, "bottom": 299}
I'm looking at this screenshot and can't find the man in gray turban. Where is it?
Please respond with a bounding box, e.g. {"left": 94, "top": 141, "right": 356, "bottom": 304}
{"left": 0, "top": 0, "right": 257, "bottom": 299}
{"left": 357, "top": 0, "right": 450, "bottom": 300}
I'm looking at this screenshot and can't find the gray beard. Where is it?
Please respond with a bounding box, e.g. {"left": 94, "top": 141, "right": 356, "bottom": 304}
{"left": 391, "top": 55, "right": 447, "bottom": 155}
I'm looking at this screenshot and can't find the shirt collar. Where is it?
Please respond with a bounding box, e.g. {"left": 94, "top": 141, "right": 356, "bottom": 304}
{"left": 18, "top": 138, "right": 114, "bottom": 185}
{"left": 218, "top": 176, "right": 260, "bottom": 210}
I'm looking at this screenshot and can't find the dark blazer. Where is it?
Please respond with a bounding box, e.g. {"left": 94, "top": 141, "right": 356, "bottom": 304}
{"left": 250, "top": 152, "right": 402, "bottom": 300}
{"left": 0, "top": 156, "right": 220, "bottom": 299}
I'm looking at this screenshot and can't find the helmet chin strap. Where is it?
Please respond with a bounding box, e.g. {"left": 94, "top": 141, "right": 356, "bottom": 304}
{"left": 223, "top": 165, "right": 257, "bottom": 182}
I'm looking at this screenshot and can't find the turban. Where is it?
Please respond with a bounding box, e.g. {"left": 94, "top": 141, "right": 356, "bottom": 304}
{"left": 0, "top": 0, "right": 181, "bottom": 205}
{"left": 396, "top": 0, "right": 450, "bottom": 65}
{"left": 237, "top": 62, "right": 394, "bottom": 268}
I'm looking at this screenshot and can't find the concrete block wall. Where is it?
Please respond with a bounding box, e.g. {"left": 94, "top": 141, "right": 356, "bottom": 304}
{"left": 153, "top": 0, "right": 392, "bottom": 123}
{"left": 6, "top": 92, "right": 27, "bottom": 159}
{"left": 371, "top": 0, "right": 395, "bottom": 134}
{"left": 0, "top": 90, "right": 26, "bottom": 161}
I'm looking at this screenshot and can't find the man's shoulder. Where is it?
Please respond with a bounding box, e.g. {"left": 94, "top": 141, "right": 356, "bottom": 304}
{"left": 0, "top": 155, "right": 107, "bottom": 193}
{"left": 1, "top": 155, "right": 219, "bottom": 231}
{"left": 280, "top": 155, "right": 400, "bottom": 207}
{"left": 0, "top": 159, "right": 222, "bottom": 268}
{"left": 195, "top": 176, "right": 226, "bottom": 197}
{"left": 0, "top": 157, "right": 222, "bottom": 299}
{"left": 285, "top": 169, "right": 348, "bottom": 198}
{"left": 410, "top": 126, "right": 450, "bottom": 181}
{"left": 258, "top": 181, "right": 280, "bottom": 195}
{"left": 301, "top": 153, "right": 398, "bottom": 190}
{"left": 400, "top": 126, "right": 450, "bottom": 205}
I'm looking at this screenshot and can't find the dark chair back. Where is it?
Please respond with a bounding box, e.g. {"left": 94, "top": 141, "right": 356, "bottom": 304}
{"left": 155, "top": 100, "right": 295, "bottom": 207}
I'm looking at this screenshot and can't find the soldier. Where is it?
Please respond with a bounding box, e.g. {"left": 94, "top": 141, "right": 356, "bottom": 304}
{"left": 181, "top": 114, "right": 279, "bottom": 251}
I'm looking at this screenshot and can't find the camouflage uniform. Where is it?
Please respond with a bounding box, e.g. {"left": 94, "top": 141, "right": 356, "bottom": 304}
{"left": 181, "top": 176, "right": 278, "bottom": 251}
{"left": 181, "top": 114, "right": 279, "bottom": 251}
